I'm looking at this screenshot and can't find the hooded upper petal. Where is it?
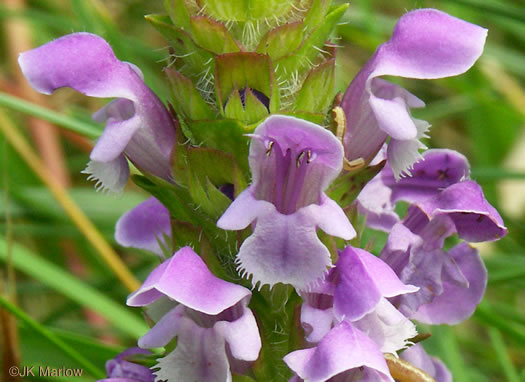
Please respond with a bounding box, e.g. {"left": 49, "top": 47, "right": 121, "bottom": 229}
{"left": 249, "top": 115, "right": 343, "bottom": 214}
{"left": 341, "top": 9, "right": 487, "bottom": 176}
{"left": 284, "top": 321, "right": 394, "bottom": 382}
{"left": 332, "top": 247, "right": 418, "bottom": 321}
{"left": 385, "top": 149, "right": 470, "bottom": 202}
{"left": 357, "top": 149, "right": 471, "bottom": 231}
{"left": 19, "top": 33, "right": 175, "bottom": 191}
{"left": 115, "top": 197, "right": 171, "bottom": 256}
{"left": 412, "top": 180, "right": 507, "bottom": 242}
{"left": 127, "top": 246, "right": 250, "bottom": 314}
{"left": 371, "top": 9, "right": 487, "bottom": 80}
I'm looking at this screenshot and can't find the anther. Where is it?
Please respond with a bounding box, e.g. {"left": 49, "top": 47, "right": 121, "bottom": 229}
{"left": 296, "top": 151, "right": 306, "bottom": 168}
{"left": 333, "top": 106, "right": 346, "bottom": 142}
{"left": 306, "top": 150, "right": 312, "bottom": 163}
{"left": 266, "top": 141, "right": 274, "bottom": 157}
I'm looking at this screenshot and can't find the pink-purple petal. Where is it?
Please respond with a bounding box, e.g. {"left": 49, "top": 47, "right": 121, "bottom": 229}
{"left": 357, "top": 149, "right": 471, "bottom": 231}
{"left": 300, "top": 303, "right": 335, "bottom": 343}
{"left": 82, "top": 156, "right": 129, "bottom": 193}
{"left": 353, "top": 299, "right": 417, "bottom": 354}
{"left": 303, "top": 195, "right": 356, "bottom": 239}
{"left": 333, "top": 248, "right": 384, "bottom": 321}
{"left": 401, "top": 344, "right": 452, "bottom": 382}
{"left": 216, "top": 189, "right": 275, "bottom": 230}
{"left": 250, "top": 115, "right": 343, "bottom": 191}
{"left": 219, "top": 190, "right": 355, "bottom": 289}
{"left": 333, "top": 247, "right": 418, "bottom": 321}
{"left": 99, "top": 348, "right": 154, "bottom": 382}
{"left": 217, "top": 115, "right": 354, "bottom": 289}
{"left": 115, "top": 197, "right": 171, "bottom": 256}
{"left": 18, "top": 33, "right": 135, "bottom": 98}
{"left": 356, "top": 176, "right": 399, "bottom": 232}
{"left": 138, "top": 306, "right": 184, "bottom": 348}
{"left": 235, "top": 205, "right": 333, "bottom": 289}
{"left": 356, "top": 247, "right": 419, "bottom": 298}
{"left": 213, "top": 304, "right": 262, "bottom": 361}
{"left": 385, "top": 149, "right": 470, "bottom": 202}
{"left": 91, "top": 116, "right": 141, "bottom": 163}
{"left": 415, "top": 180, "right": 507, "bottom": 242}
{"left": 372, "top": 9, "right": 487, "bottom": 80}
{"left": 341, "top": 9, "right": 486, "bottom": 176}
{"left": 154, "top": 319, "right": 231, "bottom": 382}
{"left": 368, "top": 80, "right": 424, "bottom": 141}
{"left": 127, "top": 247, "right": 250, "bottom": 314}
{"left": 412, "top": 243, "right": 487, "bottom": 324}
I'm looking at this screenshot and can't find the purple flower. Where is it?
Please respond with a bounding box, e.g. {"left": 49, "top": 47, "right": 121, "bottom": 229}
{"left": 300, "top": 247, "right": 418, "bottom": 354}
{"left": 97, "top": 348, "right": 154, "bottom": 382}
{"left": 115, "top": 197, "right": 171, "bottom": 256}
{"left": 217, "top": 115, "right": 355, "bottom": 289}
{"left": 405, "top": 180, "right": 507, "bottom": 242}
{"left": 19, "top": 33, "right": 176, "bottom": 192}
{"left": 381, "top": 218, "right": 489, "bottom": 324}
{"left": 284, "top": 321, "right": 394, "bottom": 382}
{"left": 401, "top": 344, "right": 452, "bottom": 382}
{"left": 357, "top": 149, "right": 471, "bottom": 231}
{"left": 127, "top": 247, "right": 261, "bottom": 382}
{"left": 341, "top": 9, "right": 487, "bottom": 178}
{"left": 358, "top": 148, "right": 507, "bottom": 239}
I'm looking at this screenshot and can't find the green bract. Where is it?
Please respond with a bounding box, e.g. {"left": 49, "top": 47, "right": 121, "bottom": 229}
{"left": 148, "top": 0, "right": 346, "bottom": 128}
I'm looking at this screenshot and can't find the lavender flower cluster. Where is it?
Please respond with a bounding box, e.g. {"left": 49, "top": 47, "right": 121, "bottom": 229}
{"left": 19, "top": 7, "right": 506, "bottom": 382}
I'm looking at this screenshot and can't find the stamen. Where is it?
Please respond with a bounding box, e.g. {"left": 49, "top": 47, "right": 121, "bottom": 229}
{"left": 266, "top": 141, "right": 274, "bottom": 157}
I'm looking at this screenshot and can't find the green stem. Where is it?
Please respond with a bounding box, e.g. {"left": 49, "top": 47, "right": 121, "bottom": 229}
{"left": 251, "top": 286, "right": 302, "bottom": 382}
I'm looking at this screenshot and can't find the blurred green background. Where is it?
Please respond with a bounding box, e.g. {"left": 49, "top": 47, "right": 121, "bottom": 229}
{"left": 0, "top": 0, "right": 524, "bottom": 381}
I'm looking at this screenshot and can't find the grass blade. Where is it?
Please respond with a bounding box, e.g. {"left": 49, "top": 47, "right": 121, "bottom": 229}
{"left": 0, "top": 92, "right": 101, "bottom": 139}
{"left": 0, "top": 236, "right": 148, "bottom": 339}
{"left": 489, "top": 328, "right": 520, "bottom": 382}
{"left": 0, "top": 295, "right": 105, "bottom": 379}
